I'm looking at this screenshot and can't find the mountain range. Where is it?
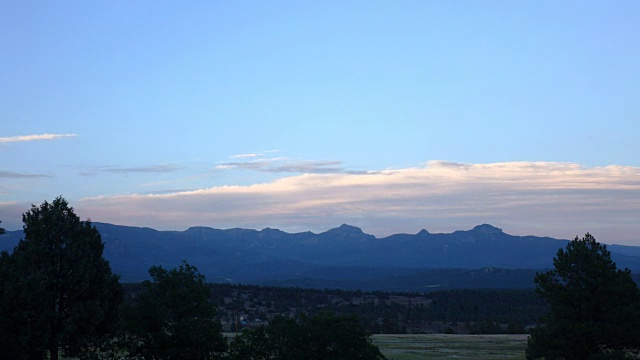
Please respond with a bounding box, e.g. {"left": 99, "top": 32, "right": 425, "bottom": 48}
{"left": 2, "top": 223, "right": 639, "bottom": 291}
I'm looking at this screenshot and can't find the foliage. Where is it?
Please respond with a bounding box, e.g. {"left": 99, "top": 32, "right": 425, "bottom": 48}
{"left": 526, "top": 234, "right": 640, "bottom": 360}
{"left": 124, "top": 261, "right": 227, "bottom": 359}
{"left": 0, "top": 197, "right": 123, "bottom": 360}
{"left": 122, "top": 281, "right": 547, "bottom": 334}
{"left": 206, "top": 282, "right": 545, "bottom": 334}
{"left": 228, "top": 312, "right": 388, "bottom": 360}
{"left": 426, "top": 289, "right": 547, "bottom": 326}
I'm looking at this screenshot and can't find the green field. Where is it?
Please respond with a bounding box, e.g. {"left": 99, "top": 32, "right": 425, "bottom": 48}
{"left": 372, "top": 334, "right": 528, "bottom": 360}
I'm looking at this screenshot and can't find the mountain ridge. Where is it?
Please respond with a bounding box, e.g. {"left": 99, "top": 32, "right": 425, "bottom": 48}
{"left": 1, "top": 222, "right": 639, "bottom": 289}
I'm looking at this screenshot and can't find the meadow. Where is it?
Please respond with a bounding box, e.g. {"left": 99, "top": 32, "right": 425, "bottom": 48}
{"left": 372, "top": 333, "right": 528, "bottom": 360}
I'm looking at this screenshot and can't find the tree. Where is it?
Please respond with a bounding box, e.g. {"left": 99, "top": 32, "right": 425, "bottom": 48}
{"left": 228, "top": 313, "right": 388, "bottom": 360}
{"left": 124, "top": 261, "right": 227, "bottom": 359}
{"left": 0, "top": 197, "right": 123, "bottom": 360}
{"left": 526, "top": 233, "right": 640, "bottom": 360}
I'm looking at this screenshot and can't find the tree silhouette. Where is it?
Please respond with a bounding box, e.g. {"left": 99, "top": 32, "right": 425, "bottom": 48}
{"left": 526, "top": 233, "right": 640, "bottom": 360}
{"left": 124, "top": 261, "right": 227, "bottom": 359}
{"left": 229, "top": 312, "right": 387, "bottom": 360}
{"left": 0, "top": 197, "right": 123, "bottom": 360}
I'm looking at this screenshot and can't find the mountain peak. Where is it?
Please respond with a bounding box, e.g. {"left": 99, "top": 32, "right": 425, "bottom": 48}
{"left": 320, "top": 224, "right": 368, "bottom": 238}
{"left": 260, "top": 227, "right": 285, "bottom": 235}
{"left": 335, "top": 224, "right": 364, "bottom": 233}
{"left": 472, "top": 224, "right": 503, "bottom": 234}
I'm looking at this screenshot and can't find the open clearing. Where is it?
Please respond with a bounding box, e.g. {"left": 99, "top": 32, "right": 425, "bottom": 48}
{"left": 372, "top": 333, "right": 528, "bottom": 360}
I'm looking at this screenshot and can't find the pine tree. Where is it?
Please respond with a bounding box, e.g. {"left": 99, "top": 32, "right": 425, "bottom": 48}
{"left": 526, "top": 233, "right": 640, "bottom": 360}
{"left": 124, "top": 261, "right": 227, "bottom": 359}
{"left": 0, "top": 197, "right": 123, "bottom": 360}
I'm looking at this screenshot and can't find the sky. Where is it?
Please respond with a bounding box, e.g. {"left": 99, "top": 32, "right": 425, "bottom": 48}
{"left": 1, "top": 1, "right": 639, "bottom": 244}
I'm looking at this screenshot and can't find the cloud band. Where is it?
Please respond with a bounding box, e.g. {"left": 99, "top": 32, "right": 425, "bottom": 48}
{"left": 67, "top": 161, "right": 640, "bottom": 245}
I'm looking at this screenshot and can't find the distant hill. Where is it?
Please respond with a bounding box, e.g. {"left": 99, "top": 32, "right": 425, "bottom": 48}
{"left": 2, "top": 223, "right": 640, "bottom": 290}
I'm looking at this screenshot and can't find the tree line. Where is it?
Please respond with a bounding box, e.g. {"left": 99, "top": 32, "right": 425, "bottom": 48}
{"left": 187, "top": 282, "right": 548, "bottom": 334}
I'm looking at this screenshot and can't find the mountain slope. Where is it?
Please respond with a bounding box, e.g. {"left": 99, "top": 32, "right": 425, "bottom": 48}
{"left": 1, "top": 223, "right": 639, "bottom": 286}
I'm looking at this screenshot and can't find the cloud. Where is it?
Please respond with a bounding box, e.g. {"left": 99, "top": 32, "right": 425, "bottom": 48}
{"left": 216, "top": 161, "right": 270, "bottom": 170}
{"left": 217, "top": 158, "right": 368, "bottom": 174}
{"left": 141, "top": 188, "right": 198, "bottom": 195}
{"left": 74, "top": 161, "right": 640, "bottom": 245}
{"left": 0, "top": 171, "right": 50, "bottom": 179}
{"left": 230, "top": 150, "right": 280, "bottom": 159}
{"left": 230, "top": 153, "right": 260, "bottom": 158}
{"left": 79, "top": 164, "right": 183, "bottom": 176}
{"left": 0, "top": 134, "right": 77, "bottom": 143}
{"left": 103, "top": 164, "right": 182, "bottom": 174}
{"left": 263, "top": 161, "right": 369, "bottom": 174}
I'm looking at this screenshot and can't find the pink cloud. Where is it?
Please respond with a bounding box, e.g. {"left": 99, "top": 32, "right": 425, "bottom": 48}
{"left": 66, "top": 161, "right": 640, "bottom": 245}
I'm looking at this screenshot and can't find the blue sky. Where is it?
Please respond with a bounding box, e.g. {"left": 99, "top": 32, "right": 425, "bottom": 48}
{"left": 1, "top": 1, "right": 639, "bottom": 244}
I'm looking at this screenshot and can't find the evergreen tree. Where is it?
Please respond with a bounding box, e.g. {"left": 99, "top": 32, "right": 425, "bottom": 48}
{"left": 0, "top": 197, "right": 123, "bottom": 360}
{"left": 124, "top": 261, "right": 227, "bottom": 360}
{"left": 229, "top": 313, "right": 387, "bottom": 360}
{"left": 526, "top": 234, "right": 640, "bottom": 360}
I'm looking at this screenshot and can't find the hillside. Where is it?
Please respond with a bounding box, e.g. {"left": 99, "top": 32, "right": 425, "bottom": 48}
{"left": 2, "top": 223, "right": 640, "bottom": 288}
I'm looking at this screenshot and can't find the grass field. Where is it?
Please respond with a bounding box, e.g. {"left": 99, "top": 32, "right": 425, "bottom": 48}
{"left": 372, "top": 333, "right": 528, "bottom": 360}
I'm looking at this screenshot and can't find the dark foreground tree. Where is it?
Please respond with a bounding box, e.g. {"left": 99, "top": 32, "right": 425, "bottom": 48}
{"left": 229, "top": 312, "right": 388, "bottom": 360}
{"left": 124, "top": 261, "right": 227, "bottom": 359}
{"left": 0, "top": 197, "right": 123, "bottom": 360}
{"left": 526, "top": 233, "right": 640, "bottom": 360}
